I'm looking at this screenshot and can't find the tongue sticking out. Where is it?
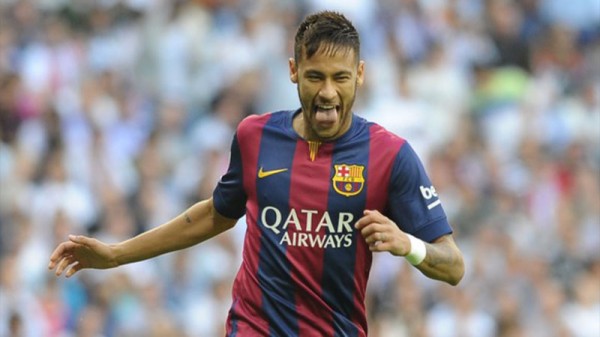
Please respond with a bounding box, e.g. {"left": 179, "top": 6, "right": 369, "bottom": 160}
{"left": 315, "top": 105, "right": 338, "bottom": 125}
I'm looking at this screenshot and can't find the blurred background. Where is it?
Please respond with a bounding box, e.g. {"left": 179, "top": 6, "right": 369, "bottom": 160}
{"left": 0, "top": 0, "right": 598, "bottom": 336}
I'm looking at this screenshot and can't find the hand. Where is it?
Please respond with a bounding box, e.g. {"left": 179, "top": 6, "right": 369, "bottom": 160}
{"left": 354, "top": 210, "right": 410, "bottom": 256}
{"left": 48, "top": 235, "right": 118, "bottom": 277}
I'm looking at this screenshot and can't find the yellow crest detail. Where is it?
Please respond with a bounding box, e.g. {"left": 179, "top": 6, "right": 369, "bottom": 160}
{"left": 332, "top": 164, "right": 365, "bottom": 197}
{"left": 308, "top": 141, "right": 321, "bottom": 161}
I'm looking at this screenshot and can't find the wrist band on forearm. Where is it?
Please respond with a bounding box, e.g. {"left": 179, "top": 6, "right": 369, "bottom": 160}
{"left": 405, "top": 234, "right": 427, "bottom": 265}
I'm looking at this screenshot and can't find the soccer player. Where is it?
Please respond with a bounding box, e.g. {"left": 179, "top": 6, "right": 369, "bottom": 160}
{"left": 49, "top": 11, "right": 464, "bottom": 336}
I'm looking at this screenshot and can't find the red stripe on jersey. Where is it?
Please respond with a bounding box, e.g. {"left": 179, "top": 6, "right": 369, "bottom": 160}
{"left": 228, "top": 114, "right": 271, "bottom": 335}
{"left": 287, "top": 140, "right": 335, "bottom": 337}
{"left": 365, "top": 124, "right": 406, "bottom": 210}
{"left": 350, "top": 124, "right": 406, "bottom": 333}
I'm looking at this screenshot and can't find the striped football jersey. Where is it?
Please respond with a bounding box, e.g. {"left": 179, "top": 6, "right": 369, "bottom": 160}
{"left": 213, "top": 109, "right": 452, "bottom": 337}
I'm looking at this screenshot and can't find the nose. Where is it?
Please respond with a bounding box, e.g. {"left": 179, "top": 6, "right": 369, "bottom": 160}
{"left": 319, "top": 79, "right": 337, "bottom": 101}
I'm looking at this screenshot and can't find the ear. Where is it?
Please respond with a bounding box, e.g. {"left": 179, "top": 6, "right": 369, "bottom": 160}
{"left": 289, "top": 58, "right": 298, "bottom": 83}
{"left": 356, "top": 60, "right": 365, "bottom": 87}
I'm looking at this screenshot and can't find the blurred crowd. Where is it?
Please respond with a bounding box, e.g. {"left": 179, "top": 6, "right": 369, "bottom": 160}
{"left": 0, "top": 0, "right": 598, "bottom": 336}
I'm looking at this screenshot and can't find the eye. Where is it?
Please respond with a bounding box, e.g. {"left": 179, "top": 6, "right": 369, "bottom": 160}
{"left": 335, "top": 76, "right": 351, "bottom": 83}
{"left": 306, "top": 74, "right": 322, "bottom": 82}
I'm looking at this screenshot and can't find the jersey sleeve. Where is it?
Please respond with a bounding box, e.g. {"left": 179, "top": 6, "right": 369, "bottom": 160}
{"left": 212, "top": 133, "right": 247, "bottom": 219}
{"left": 387, "top": 142, "right": 452, "bottom": 242}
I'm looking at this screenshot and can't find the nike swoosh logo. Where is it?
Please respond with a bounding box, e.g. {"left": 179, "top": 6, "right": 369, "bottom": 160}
{"left": 258, "top": 167, "right": 288, "bottom": 178}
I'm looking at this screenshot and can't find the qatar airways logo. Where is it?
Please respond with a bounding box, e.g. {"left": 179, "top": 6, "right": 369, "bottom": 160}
{"left": 261, "top": 206, "right": 354, "bottom": 248}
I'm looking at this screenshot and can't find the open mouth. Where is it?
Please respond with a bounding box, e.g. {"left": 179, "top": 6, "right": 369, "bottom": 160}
{"left": 315, "top": 104, "right": 341, "bottom": 115}
{"left": 315, "top": 104, "right": 339, "bottom": 113}
{"left": 313, "top": 104, "right": 340, "bottom": 128}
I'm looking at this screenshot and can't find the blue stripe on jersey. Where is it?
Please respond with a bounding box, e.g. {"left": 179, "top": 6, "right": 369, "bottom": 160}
{"left": 255, "top": 115, "right": 299, "bottom": 337}
{"left": 229, "top": 298, "right": 239, "bottom": 336}
{"left": 388, "top": 142, "right": 451, "bottom": 242}
{"left": 321, "top": 125, "right": 371, "bottom": 337}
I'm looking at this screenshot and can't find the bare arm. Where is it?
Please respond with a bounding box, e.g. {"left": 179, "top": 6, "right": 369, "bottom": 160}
{"left": 355, "top": 210, "right": 465, "bottom": 286}
{"left": 413, "top": 234, "right": 464, "bottom": 285}
{"left": 112, "top": 198, "right": 236, "bottom": 265}
{"left": 49, "top": 198, "right": 238, "bottom": 277}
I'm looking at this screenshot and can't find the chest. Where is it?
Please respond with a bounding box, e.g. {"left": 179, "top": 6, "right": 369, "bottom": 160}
{"left": 253, "top": 137, "right": 391, "bottom": 218}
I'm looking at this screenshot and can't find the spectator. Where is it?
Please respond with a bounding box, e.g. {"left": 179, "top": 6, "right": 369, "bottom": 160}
{"left": 0, "top": 0, "right": 598, "bottom": 336}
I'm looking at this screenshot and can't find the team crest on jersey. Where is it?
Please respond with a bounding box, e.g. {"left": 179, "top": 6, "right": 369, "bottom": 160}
{"left": 332, "top": 164, "right": 365, "bottom": 197}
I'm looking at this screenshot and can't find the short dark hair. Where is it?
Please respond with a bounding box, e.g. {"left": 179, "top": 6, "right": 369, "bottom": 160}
{"left": 294, "top": 11, "right": 360, "bottom": 63}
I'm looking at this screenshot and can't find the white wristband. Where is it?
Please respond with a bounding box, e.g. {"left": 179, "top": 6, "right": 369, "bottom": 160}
{"left": 405, "top": 234, "right": 427, "bottom": 265}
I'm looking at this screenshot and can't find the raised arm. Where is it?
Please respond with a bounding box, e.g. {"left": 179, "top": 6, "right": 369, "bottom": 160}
{"left": 48, "top": 198, "right": 238, "bottom": 278}
{"left": 355, "top": 210, "right": 464, "bottom": 285}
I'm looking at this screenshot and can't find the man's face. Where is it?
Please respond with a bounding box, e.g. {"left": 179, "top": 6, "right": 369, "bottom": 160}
{"left": 289, "top": 45, "right": 365, "bottom": 141}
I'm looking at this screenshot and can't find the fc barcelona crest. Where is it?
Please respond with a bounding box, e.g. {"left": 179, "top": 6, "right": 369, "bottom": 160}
{"left": 332, "top": 164, "right": 365, "bottom": 197}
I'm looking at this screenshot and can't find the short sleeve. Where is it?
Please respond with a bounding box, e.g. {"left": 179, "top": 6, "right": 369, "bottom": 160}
{"left": 387, "top": 142, "right": 452, "bottom": 242}
{"left": 212, "top": 133, "right": 247, "bottom": 219}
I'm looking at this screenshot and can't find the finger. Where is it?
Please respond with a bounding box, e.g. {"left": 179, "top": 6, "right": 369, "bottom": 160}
{"left": 49, "top": 236, "right": 92, "bottom": 270}
{"left": 66, "top": 262, "right": 82, "bottom": 278}
{"left": 369, "top": 240, "right": 393, "bottom": 252}
{"left": 55, "top": 255, "right": 75, "bottom": 276}
{"left": 365, "top": 210, "right": 388, "bottom": 223}
{"left": 359, "top": 223, "right": 384, "bottom": 238}
{"left": 355, "top": 211, "right": 374, "bottom": 230}
{"left": 364, "top": 232, "right": 384, "bottom": 245}
{"left": 48, "top": 241, "right": 84, "bottom": 269}
{"left": 49, "top": 242, "right": 75, "bottom": 268}
{"left": 69, "top": 235, "right": 92, "bottom": 246}
{"left": 364, "top": 233, "right": 375, "bottom": 245}
{"left": 355, "top": 210, "right": 386, "bottom": 229}
{"left": 54, "top": 256, "right": 70, "bottom": 275}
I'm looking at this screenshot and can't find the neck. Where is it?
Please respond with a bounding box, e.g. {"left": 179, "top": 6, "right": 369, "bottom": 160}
{"left": 292, "top": 113, "right": 310, "bottom": 140}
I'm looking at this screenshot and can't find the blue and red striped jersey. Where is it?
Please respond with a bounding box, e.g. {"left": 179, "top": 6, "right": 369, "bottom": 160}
{"left": 213, "top": 109, "right": 452, "bottom": 337}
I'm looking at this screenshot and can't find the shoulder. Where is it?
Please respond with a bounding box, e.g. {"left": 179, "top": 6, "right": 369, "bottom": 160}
{"left": 237, "top": 113, "right": 270, "bottom": 132}
{"left": 369, "top": 122, "right": 406, "bottom": 144}
{"left": 236, "top": 112, "right": 272, "bottom": 141}
{"left": 237, "top": 111, "right": 290, "bottom": 134}
{"left": 358, "top": 116, "right": 407, "bottom": 154}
